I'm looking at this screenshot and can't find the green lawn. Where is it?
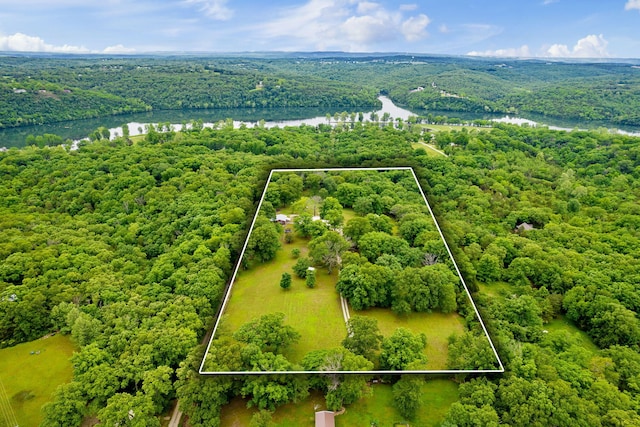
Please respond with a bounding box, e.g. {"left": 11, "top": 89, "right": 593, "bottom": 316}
{"left": 337, "top": 380, "right": 459, "bottom": 427}
{"left": 545, "top": 315, "right": 599, "bottom": 353}
{"left": 218, "top": 237, "right": 347, "bottom": 366}
{"left": 353, "top": 307, "right": 465, "bottom": 370}
{"left": 412, "top": 142, "right": 447, "bottom": 157}
{"left": 420, "top": 124, "right": 480, "bottom": 132}
{"left": 220, "top": 381, "right": 458, "bottom": 427}
{"left": 0, "top": 333, "right": 76, "bottom": 427}
{"left": 477, "top": 281, "right": 516, "bottom": 299}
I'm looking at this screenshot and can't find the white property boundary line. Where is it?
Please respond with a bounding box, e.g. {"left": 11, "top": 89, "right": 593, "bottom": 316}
{"left": 199, "top": 167, "right": 504, "bottom": 375}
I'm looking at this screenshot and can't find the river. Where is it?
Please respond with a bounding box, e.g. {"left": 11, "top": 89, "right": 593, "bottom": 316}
{"left": 1, "top": 96, "right": 639, "bottom": 149}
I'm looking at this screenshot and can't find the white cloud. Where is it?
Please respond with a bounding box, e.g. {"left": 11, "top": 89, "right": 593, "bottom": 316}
{"left": 546, "top": 34, "right": 609, "bottom": 58}
{"left": 399, "top": 4, "right": 418, "bottom": 11}
{"left": 625, "top": 0, "right": 640, "bottom": 10}
{"left": 0, "top": 32, "right": 89, "bottom": 53}
{"left": 258, "top": 0, "right": 430, "bottom": 51}
{"left": 467, "top": 45, "right": 531, "bottom": 57}
{"left": 356, "top": 1, "right": 380, "bottom": 14}
{"left": 439, "top": 24, "right": 450, "bottom": 33}
{"left": 183, "top": 0, "right": 233, "bottom": 20}
{"left": 401, "top": 14, "right": 430, "bottom": 42}
{"left": 103, "top": 44, "right": 136, "bottom": 54}
{"left": 542, "top": 0, "right": 558, "bottom": 5}
{"left": 467, "top": 35, "right": 610, "bottom": 59}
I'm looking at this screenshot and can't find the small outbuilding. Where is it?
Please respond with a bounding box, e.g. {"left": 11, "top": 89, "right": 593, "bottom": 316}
{"left": 315, "top": 411, "right": 335, "bottom": 427}
{"left": 275, "top": 214, "right": 290, "bottom": 224}
{"left": 515, "top": 222, "right": 535, "bottom": 232}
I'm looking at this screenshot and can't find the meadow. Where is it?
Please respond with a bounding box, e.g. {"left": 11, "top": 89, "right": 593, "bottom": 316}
{"left": 0, "top": 333, "right": 76, "bottom": 427}
{"left": 353, "top": 307, "right": 466, "bottom": 370}
{"left": 218, "top": 237, "right": 347, "bottom": 366}
{"left": 219, "top": 379, "right": 459, "bottom": 426}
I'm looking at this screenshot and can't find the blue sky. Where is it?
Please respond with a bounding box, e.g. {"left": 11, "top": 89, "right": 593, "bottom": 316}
{"left": 0, "top": 0, "right": 639, "bottom": 58}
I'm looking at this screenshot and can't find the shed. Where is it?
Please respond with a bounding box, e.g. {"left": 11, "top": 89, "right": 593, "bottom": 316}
{"left": 515, "top": 222, "right": 534, "bottom": 232}
{"left": 275, "top": 214, "right": 290, "bottom": 224}
{"left": 315, "top": 411, "right": 335, "bottom": 427}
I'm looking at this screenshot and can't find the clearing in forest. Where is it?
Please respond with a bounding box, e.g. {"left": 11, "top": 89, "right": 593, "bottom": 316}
{"left": 200, "top": 167, "right": 503, "bottom": 374}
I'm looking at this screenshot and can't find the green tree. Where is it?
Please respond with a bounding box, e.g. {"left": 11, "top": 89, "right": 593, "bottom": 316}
{"left": 379, "top": 328, "right": 427, "bottom": 370}
{"left": 306, "top": 269, "right": 316, "bottom": 288}
{"left": 280, "top": 272, "right": 292, "bottom": 290}
{"left": 293, "top": 257, "right": 312, "bottom": 278}
{"left": 247, "top": 221, "right": 281, "bottom": 263}
{"left": 308, "top": 231, "right": 349, "bottom": 273}
{"left": 393, "top": 376, "right": 422, "bottom": 420}
{"left": 341, "top": 315, "right": 383, "bottom": 361}
{"left": 233, "top": 312, "right": 300, "bottom": 353}
{"left": 250, "top": 409, "right": 274, "bottom": 427}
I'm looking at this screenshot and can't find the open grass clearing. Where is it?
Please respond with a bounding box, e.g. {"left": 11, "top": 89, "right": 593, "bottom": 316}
{"left": 337, "top": 379, "right": 459, "bottom": 427}
{"left": 420, "top": 124, "right": 482, "bottom": 133}
{"left": 218, "top": 236, "right": 347, "bottom": 365}
{"left": 545, "top": 315, "right": 599, "bottom": 353}
{"left": 0, "top": 333, "right": 76, "bottom": 427}
{"left": 220, "top": 380, "right": 458, "bottom": 427}
{"left": 353, "top": 307, "right": 466, "bottom": 370}
{"left": 412, "top": 141, "right": 448, "bottom": 157}
{"left": 220, "top": 390, "right": 327, "bottom": 427}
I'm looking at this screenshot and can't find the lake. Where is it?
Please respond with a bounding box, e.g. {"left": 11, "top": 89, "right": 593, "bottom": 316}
{"left": 1, "top": 96, "right": 639, "bottom": 148}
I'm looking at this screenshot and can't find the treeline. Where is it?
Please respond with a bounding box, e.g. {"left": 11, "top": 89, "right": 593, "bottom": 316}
{"left": 416, "top": 124, "right": 640, "bottom": 425}
{"left": 0, "top": 122, "right": 417, "bottom": 425}
{"left": 263, "top": 55, "right": 640, "bottom": 126}
{"left": 2, "top": 119, "right": 640, "bottom": 425}
{"left": 0, "top": 57, "right": 380, "bottom": 129}
{"left": 0, "top": 78, "right": 149, "bottom": 127}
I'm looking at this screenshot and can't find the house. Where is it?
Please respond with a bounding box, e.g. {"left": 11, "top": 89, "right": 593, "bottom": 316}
{"left": 274, "top": 214, "right": 290, "bottom": 224}
{"left": 315, "top": 411, "right": 335, "bottom": 427}
{"left": 516, "top": 222, "right": 534, "bottom": 232}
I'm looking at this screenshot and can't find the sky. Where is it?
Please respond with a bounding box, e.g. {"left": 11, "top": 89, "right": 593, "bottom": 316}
{"left": 0, "top": 0, "right": 639, "bottom": 58}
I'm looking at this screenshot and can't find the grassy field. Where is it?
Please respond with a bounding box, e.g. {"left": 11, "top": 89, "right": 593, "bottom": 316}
{"left": 0, "top": 333, "right": 76, "bottom": 427}
{"left": 338, "top": 379, "right": 459, "bottom": 427}
{"left": 353, "top": 307, "right": 466, "bottom": 370}
{"left": 412, "top": 142, "right": 448, "bottom": 157}
{"left": 420, "top": 124, "right": 482, "bottom": 132}
{"left": 218, "top": 236, "right": 347, "bottom": 365}
{"left": 220, "top": 380, "right": 458, "bottom": 427}
{"left": 545, "top": 315, "right": 599, "bottom": 353}
{"left": 220, "top": 390, "right": 327, "bottom": 427}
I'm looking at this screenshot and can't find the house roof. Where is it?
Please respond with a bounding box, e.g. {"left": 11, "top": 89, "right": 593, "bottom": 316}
{"left": 516, "top": 222, "right": 534, "bottom": 231}
{"left": 315, "top": 411, "right": 335, "bottom": 427}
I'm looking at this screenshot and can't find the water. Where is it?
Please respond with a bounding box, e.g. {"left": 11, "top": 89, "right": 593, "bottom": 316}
{"left": 1, "top": 96, "right": 639, "bottom": 149}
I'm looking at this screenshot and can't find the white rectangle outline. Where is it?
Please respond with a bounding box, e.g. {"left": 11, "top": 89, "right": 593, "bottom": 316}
{"left": 199, "top": 167, "right": 505, "bottom": 375}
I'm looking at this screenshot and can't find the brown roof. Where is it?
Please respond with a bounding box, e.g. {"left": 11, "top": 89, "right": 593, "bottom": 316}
{"left": 315, "top": 411, "right": 335, "bottom": 427}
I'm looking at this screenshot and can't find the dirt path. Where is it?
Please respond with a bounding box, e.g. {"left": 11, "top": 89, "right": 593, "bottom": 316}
{"left": 340, "top": 295, "right": 351, "bottom": 324}
{"left": 416, "top": 141, "right": 448, "bottom": 157}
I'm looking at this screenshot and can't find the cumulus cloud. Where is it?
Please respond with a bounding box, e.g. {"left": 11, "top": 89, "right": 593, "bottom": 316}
{"left": 399, "top": 4, "right": 418, "bottom": 11}
{"left": 625, "top": 0, "right": 640, "bottom": 10}
{"left": 0, "top": 32, "right": 89, "bottom": 53}
{"left": 467, "top": 45, "right": 531, "bottom": 57}
{"left": 183, "top": 0, "right": 233, "bottom": 20}
{"left": 401, "top": 14, "right": 431, "bottom": 42}
{"left": 467, "top": 35, "right": 610, "bottom": 58}
{"left": 546, "top": 34, "right": 609, "bottom": 58}
{"left": 103, "top": 44, "right": 136, "bottom": 54}
{"left": 259, "top": 0, "right": 430, "bottom": 51}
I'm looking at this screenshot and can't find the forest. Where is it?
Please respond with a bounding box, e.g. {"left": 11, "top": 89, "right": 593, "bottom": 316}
{"left": 2, "top": 54, "right": 640, "bottom": 131}
{"left": 203, "top": 168, "right": 499, "bottom": 380}
{"left": 1, "top": 116, "right": 639, "bottom": 425}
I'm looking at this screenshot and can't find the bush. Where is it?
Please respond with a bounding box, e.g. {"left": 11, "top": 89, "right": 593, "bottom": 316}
{"left": 293, "top": 257, "right": 312, "bottom": 278}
